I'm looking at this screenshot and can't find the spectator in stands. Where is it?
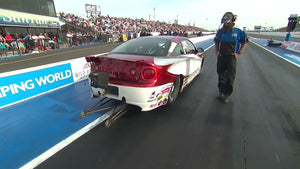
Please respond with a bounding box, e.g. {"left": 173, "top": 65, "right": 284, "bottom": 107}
{"left": 5, "top": 33, "right": 13, "bottom": 41}
{"left": 31, "top": 34, "right": 39, "bottom": 53}
{"left": 0, "top": 34, "right": 9, "bottom": 48}
{"left": 17, "top": 39, "right": 26, "bottom": 54}
{"left": 5, "top": 33, "right": 14, "bottom": 43}
{"left": 128, "top": 31, "right": 132, "bottom": 40}
{"left": 24, "top": 33, "right": 33, "bottom": 52}
{"left": 13, "top": 33, "right": 21, "bottom": 54}
{"left": 0, "top": 34, "right": 7, "bottom": 56}
{"left": 38, "top": 33, "right": 46, "bottom": 50}
{"left": 77, "top": 32, "right": 83, "bottom": 45}
{"left": 72, "top": 33, "right": 77, "bottom": 46}
{"left": 44, "top": 33, "right": 50, "bottom": 49}
{"left": 52, "top": 35, "right": 58, "bottom": 43}
{"left": 66, "top": 32, "right": 73, "bottom": 47}
{"left": 0, "top": 34, "right": 5, "bottom": 43}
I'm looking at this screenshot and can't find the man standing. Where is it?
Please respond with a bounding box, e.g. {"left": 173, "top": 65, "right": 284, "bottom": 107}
{"left": 214, "top": 12, "right": 248, "bottom": 103}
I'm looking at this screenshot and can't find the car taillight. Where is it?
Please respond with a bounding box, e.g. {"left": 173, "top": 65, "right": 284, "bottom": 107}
{"left": 130, "top": 68, "right": 137, "bottom": 76}
{"left": 143, "top": 68, "right": 155, "bottom": 79}
{"left": 85, "top": 56, "right": 96, "bottom": 62}
{"left": 85, "top": 56, "right": 100, "bottom": 72}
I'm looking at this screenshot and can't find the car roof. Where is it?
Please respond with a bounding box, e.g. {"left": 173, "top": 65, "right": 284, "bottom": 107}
{"left": 138, "top": 35, "right": 189, "bottom": 44}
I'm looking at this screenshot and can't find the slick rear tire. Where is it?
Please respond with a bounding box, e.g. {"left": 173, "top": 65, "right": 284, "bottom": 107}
{"left": 168, "top": 76, "right": 182, "bottom": 104}
{"left": 201, "top": 58, "right": 204, "bottom": 69}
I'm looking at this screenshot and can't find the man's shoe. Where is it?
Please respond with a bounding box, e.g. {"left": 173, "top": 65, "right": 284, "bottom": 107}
{"left": 223, "top": 94, "right": 231, "bottom": 103}
{"left": 217, "top": 93, "right": 225, "bottom": 100}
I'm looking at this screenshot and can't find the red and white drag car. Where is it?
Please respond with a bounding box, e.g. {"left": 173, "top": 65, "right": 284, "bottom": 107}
{"left": 85, "top": 36, "right": 204, "bottom": 111}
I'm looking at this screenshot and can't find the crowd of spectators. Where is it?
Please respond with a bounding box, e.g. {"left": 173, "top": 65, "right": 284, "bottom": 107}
{"left": 59, "top": 12, "right": 203, "bottom": 43}
{"left": 0, "top": 32, "right": 60, "bottom": 57}
{"left": 0, "top": 12, "right": 203, "bottom": 57}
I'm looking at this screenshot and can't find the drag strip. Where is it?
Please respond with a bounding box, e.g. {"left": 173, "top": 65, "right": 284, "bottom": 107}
{"left": 250, "top": 38, "right": 300, "bottom": 67}
{"left": 0, "top": 37, "right": 215, "bottom": 169}
{"left": 36, "top": 39, "right": 300, "bottom": 169}
{"left": 1, "top": 35, "right": 299, "bottom": 169}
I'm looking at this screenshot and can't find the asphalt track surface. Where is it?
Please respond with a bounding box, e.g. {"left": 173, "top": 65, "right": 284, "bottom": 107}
{"left": 1, "top": 36, "right": 299, "bottom": 169}
{"left": 30, "top": 38, "right": 300, "bottom": 169}
{"left": 247, "top": 32, "right": 300, "bottom": 42}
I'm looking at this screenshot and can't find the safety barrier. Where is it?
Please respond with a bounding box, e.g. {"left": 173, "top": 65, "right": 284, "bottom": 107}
{"left": 281, "top": 41, "right": 300, "bottom": 53}
{"left": 189, "top": 35, "right": 215, "bottom": 44}
{"left": 0, "top": 57, "right": 90, "bottom": 109}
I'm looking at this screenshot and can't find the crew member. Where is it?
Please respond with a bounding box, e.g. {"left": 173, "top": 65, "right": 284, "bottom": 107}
{"left": 214, "top": 12, "right": 248, "bottom": 103}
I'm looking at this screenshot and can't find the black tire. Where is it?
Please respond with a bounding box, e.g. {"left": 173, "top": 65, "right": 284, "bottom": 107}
{"left": 201, "top": 58, "right": 204, "bottom": 69}
{"left": 168, "top": 76, "right": 181, "bottom": 104}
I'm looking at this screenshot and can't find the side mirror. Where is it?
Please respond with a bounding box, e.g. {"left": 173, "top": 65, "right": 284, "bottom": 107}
{"left": 196, "top": 47, "right": 204, "bottom": 58}
{"left": 197, "top": 47, "right": 204, "bottom": 53}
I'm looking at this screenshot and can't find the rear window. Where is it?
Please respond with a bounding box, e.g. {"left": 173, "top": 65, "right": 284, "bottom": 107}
{"left": 111, "top": 38, "right": 171, "bottom": 57}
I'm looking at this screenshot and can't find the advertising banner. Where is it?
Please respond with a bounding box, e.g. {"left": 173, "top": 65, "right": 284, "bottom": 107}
{"left": 70, "top": 58, "right": 91, "bottom": 82}
{"left": 0, "top": 8, "right": 60, "bottom": 28}
{"left": 0, "top": 57, "right": 91, "bottom": 109}
{"left": 0, "top": 64, "right": 74, "bottom": 108}
{"left": 281, "top": 41, "right": 300, "bottom": 53}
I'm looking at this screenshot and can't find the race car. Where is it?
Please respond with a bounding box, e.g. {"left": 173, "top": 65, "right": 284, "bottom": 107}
{"left": 85, "top": 36, "right": 204, "bottom": 111}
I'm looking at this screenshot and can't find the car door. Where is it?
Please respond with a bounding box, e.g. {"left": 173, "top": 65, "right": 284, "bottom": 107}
{"left": 180, "top": 40, "right": 202, "bottom": 75}
{"left": 167, "top": 42, "right": 189, "bottom": 76}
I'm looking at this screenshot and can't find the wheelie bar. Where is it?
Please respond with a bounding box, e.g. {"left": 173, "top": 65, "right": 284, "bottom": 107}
{"left": 81, "top": 98, "right": 115, "bottom": 118}
{"left": 105, "top": 104, "right": 127, "bottom": 128}
{"left": 81, "top": 97, "right": 128, "bottom": 127}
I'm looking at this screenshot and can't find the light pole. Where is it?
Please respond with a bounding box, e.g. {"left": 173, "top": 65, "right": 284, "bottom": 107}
{"left": 175, "top": 14, "right": 178, "bottom": 25}
{"left": 153, "top": 7, "right": 156, "bottom": 21}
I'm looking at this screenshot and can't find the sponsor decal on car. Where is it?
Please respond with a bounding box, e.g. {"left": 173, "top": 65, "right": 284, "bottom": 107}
{"left": 158, "top": 100, "right": 164, "bottom": 106}
{"left": 156, "top": 95, "right": 163, "bottom": 101}
{"left": 150, "top": 103, "right": 157, "bottom": 108}
{"left": 147, "top": 84, "right": 172, "bottom": 108}
{"left": 161, "top": 86, "right": 171, "bottom": 94}
{"left": 147, "top": 91, "right": 156, "bottom": 102}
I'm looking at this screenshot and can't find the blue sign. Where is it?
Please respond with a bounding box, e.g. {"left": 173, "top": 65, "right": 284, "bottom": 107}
{"left": 0, "top": 8, "right": 60, "bottom": 28}
{"left": 0, "top": 64, "right": 74, "bottom": 108}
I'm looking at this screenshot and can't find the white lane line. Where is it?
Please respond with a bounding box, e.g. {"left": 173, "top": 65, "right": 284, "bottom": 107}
{"left": 250, "top": 40, "right": 300, "bottom": 68}
{"left": 20, "top": 110, "right": 114, "bottom": 169}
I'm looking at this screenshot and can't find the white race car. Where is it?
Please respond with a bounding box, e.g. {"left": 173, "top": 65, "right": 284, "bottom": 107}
{"left": 85, "top": 36, "right": 204, "bottom": 111}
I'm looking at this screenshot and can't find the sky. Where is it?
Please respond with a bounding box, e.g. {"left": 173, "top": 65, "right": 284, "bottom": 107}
{"left": 53, "top": 0, "right": 299, "bottom": 30}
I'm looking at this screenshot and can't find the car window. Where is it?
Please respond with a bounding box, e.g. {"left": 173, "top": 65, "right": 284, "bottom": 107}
{"left": 181, "top": 40, "right": 196, "bottom": 54}
{"left": 111, "top": 38, "right": 171, "bottom": 57}
{"left": 171, "top": 44, "right": 184, "bottom": 56}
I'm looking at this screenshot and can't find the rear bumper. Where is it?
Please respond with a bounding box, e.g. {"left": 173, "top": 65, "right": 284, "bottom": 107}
{"left": 90, "top": 82, "right": 173, "bottom": 111}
